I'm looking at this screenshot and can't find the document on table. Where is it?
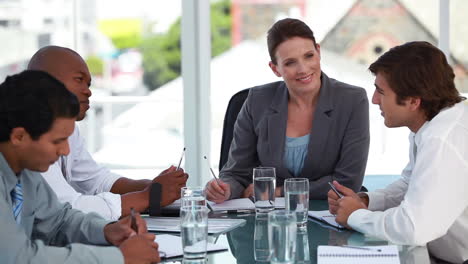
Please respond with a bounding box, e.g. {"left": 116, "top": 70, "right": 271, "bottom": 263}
{"left": 155, "top": 234, "right": 228, "bottom": 259}
{"left": 317, "top": 245, "right": 400, "bottom": 264}
{"left": 208, "top": 198, "right": 286, "bottom": 212}
{"left": 144, "top": 217, "right": 246, "bottom": 234}
{"left": 308, "top": 210, "right": 344, "bottom": 229}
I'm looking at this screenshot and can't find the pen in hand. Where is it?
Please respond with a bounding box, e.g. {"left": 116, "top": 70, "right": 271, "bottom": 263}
{"left": 203, "top": 156, "right": 220, "bottom": 185}
{"left": 176, "top": 147, "right": 186, "bottom": 170}
{"left": 328, "top": 181, "right": 344, "bottom": 199}
{"left": 130, "top": 207, "right": 138, "bottom": 233}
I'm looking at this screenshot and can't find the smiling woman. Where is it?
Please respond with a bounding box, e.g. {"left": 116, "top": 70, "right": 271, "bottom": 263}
{"left": 205, "top": 18, "right": 371, "bottom": 203}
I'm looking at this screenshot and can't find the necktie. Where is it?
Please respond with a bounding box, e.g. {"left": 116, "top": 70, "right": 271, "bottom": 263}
{"left": 11, "top": 180, "right": 23, "bottom": 224}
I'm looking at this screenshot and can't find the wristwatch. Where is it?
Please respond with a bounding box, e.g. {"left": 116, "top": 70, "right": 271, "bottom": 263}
{"left": 149, "top": 182, "right": 162, "bottom": 216}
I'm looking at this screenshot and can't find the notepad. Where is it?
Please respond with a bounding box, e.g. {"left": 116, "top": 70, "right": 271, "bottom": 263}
{"left": 145, "top": 217, "right": 246, "bottom": 234}
{"left": 155, "top": 234, "right": 228, "bottom": 259}
{"left": 308, "top": 210, "right": 344, "bottom": 229}
{"left": 208, "top": 197, "right": 285, "bottom": 212}
{"left": 317, "top": 245, "right": 400, "bottom": 264}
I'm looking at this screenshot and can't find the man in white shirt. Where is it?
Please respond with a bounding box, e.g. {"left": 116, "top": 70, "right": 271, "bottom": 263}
{"left": 328, "top": 41, "right": 468, "bottom": 263}
{"left": 28, "top": 46, "right": 188, "bottom": 220}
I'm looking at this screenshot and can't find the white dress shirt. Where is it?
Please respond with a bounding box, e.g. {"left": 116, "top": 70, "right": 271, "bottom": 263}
{"left": 348, "top": 102, "right": 468, "bottom": 263}
{"left": 41, "top": 125, "right": 122, "bottom": 220}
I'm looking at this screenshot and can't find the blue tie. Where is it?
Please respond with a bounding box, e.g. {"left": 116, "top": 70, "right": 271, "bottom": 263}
{"left": 11, "top": 180, "right": 23, "bottom": 224}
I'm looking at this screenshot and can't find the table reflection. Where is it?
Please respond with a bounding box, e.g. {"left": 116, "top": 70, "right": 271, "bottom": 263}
{"left": 222, "top": 200, "right": 430, "bottom": 264}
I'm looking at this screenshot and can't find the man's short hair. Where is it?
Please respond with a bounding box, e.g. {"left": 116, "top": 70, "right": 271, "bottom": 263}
{"left": 369, "top": 41, "right": 465, "bottom": 120}
{"left": 0, "top": 70, "right": 79, "bottom": 142}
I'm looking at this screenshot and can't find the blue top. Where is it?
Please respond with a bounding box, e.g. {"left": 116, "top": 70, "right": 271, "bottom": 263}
{"left": 283, "top": 134, "right": 310, "bottom": 177}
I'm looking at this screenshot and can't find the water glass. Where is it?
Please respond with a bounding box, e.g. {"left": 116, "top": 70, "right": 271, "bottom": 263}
{"left": 180, "top": 205, "right": 209, "bottom": 259}
{"left": 268, "top": 210, "right": 297, "bottom": 264}
{"left": 285, "top": 178, "right": 309, "bottom": 228}
{"left": 253, "top": 167, "right": 276, "bottom": 213}
{"left": 295, "top": 227, "right": 310, "bottom": 264}
{"left": 254, "top": 213, "right": 270, "bottom": 262}
{"left": 181, "top": 187, "right": 206, "bottom": 207}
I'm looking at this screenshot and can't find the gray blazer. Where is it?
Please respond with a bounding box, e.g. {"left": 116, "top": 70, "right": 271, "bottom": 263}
{"left": 220, "top": 72, "right": 370, "bottom": 199}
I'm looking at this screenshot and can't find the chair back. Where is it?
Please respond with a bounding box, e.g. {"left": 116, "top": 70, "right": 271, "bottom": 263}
{"left": 219, "top": 88, "right": 250, "bottom": 170}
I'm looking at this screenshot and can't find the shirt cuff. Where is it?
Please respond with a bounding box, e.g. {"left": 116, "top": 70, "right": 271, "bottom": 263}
{"left": 367, "top": 191, "right": 387, "bottom": 211}
{"left": 91, "top": 217, "right": 116, "bottom": 245}
{"left": 105, "top": 192, "right": 122, "bottom": 220}
{"left": 100, "top": 247, "right": 124, "bottom": 264}
{"left": 348, "top": 208, "right": 371, "bottom": 233}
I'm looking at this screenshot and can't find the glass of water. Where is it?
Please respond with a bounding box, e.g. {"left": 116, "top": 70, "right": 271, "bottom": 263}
{"left": 254, "top": 213, "right": 270, "bottom": 262}
{"left": 268, "top": 210, "right": 297, "bottom": 264}
{"left": 284, "top": 178, "right": 309, "bottom": 228}
{"left": 295, "top": 227, "right": 310, "bottom": 264}
{"left": 180, "top": 205, "right": 209, "bottom": 259}
{"left": 253, "top": 167, "right": 276, "bottom": 213}
{"left": 181, "top": 187, "right": 206, "bottom": 207}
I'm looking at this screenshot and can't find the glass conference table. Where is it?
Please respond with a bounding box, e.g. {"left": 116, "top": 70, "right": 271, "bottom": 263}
{"left": 157, "top": 200, "right": 430, "bottom": 264}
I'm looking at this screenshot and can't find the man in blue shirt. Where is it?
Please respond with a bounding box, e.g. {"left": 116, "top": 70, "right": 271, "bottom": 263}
{"left": 0, "top": 70, "right": 160, "bottom": 263}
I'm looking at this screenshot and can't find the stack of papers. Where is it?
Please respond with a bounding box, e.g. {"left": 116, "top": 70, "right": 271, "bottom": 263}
{"left": 317, "top": 245, "right": 400, "bottom": 264}
{"left": 144, "top": 217, "right": 246, "bottom": 234}
{"left": 155, "top": 234, "right": 228, "bottom": 259}
{"left": 308, "top": 210, "right": 344, "bottom": 229}
{"left": 208, "top": 198, "right": 285, "bottom": 212}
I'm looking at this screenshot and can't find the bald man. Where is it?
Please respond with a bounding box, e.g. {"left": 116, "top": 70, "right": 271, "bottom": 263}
{"left": 28, "top": 46, "right": 188, "bottom": 220}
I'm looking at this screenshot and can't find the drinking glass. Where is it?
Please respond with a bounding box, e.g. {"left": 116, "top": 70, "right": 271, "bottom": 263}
{"left": 268, "top": 210, "right": 297, "bottom": 264}
{"left": 180, "top": 205, "right": 209, "bottom": 259}
{"left": 284, "top": 178, "right": 309, "bottom": 228}
{"left": 295, "top": 227, "right": 310, "bottom": 264}
{"left": 254, "top": 213, "right": 270, "bottom": 262}
{"left": 253, "top": 167, "right": 276, "bottom": 213}
{"left": 181, "top": 186, "right": 206, "bottom": 207}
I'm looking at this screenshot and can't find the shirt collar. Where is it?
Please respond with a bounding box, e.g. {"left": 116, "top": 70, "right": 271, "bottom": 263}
{"left": 0, "top": 152, "right": 22, "bottom": 193}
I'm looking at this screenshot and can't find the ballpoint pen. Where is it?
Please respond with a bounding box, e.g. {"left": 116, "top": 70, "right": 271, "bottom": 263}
{"left": 130, "top": 207, "right": 138, "bottom": 233}
{"left": 341, "top": 245, "right": 382, "bottom": 252}
{"left": 203, "top": 156, "right": 220, "bottom": 185}
{"left": 328, "top": 181, "right": 344, "bottom": 199}
{"left": 176, "top": 147, "right": 186, "bottom": 170}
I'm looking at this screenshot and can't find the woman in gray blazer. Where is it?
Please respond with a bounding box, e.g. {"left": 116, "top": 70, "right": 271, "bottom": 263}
{"left": 206, "top": 18, "right": 370, "bottom": 203}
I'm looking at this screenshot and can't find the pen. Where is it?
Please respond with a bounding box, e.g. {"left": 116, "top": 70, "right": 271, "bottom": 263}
{"left": 341, "top": 245, "right": 382, "bottom": 252}
{"left": 130, "top": 207, "right": 138, "bottom": 233}
{"left": 204, "top": 156, "right": 220, "bottom": 185}
{"left": 328, "top": 182, "right": 344, "bottom": 199}
{"left": 176, "top": 147, "right": 186, "bottom": 170}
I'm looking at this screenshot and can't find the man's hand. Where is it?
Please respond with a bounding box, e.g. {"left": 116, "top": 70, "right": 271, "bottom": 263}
{"left": 152, "top": 166, "right": 188, "bottom": 206}
{"left": 329, "top": 181, "right": 367, "bottom": 228}
{"left": 119, "top": 234, "right": 160, "bottom": 264}
{"left": 241, "top": 184, "right": 253, "bottom": 198}
{"left": 275, "top": 186, "right": 283, "bottom": 197}
{"left": 241, "top": 184, "right": 282, "bottom": 199}
{"left": 205, "top": 179, "right": 231, "bottom": 204}
{"left": 104, "top": 212, "right": 148, "bottom": 246}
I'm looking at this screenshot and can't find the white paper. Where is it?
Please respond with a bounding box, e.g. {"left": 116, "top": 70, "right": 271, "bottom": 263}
{"left": 317, "top": 245, "right": 400, "bottom": 264}
{"left": 208, "top": 198, "right": 255, "bottom": 211}
{"left": 155, "top": 234, "right": 227, "bottom": 258}
{"left": 145, "top": 217, "right": 246, "bottom": 234}
{"left": 308, "top": 210, "right": 344, "bottom": 229}
{"left": 274, "top": 197, "right": 285, "bottom": 208}
{"left": 209, "top": 197, "right": 286, "bottom": 211}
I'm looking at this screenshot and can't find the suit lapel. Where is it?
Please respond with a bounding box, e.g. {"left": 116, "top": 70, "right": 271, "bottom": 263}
{"left": 266, "top": 83, "right": 288, "bottom": 164}
{"left": 300, "top": 73, "right": 334, "bottom": 179}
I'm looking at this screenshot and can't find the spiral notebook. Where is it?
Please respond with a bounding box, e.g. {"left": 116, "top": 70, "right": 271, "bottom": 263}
{"left": 317, "top": 245, "right": 400, "bottom": 264}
